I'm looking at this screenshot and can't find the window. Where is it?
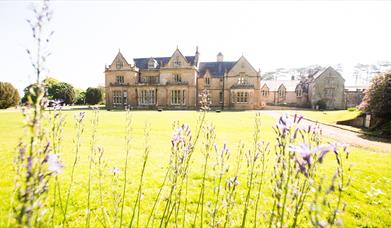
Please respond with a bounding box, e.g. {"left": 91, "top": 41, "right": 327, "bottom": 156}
{"left": 324, "top": 88, "right": 335, "bottom": 98}
{"left": 278, "top": 87, "right": 286, "bottom": 98}
{"left": 173, "top": 58, "right": 182, "bottom": 67}
{"left": 139, "top": 90, "right": 155, "bottom": 105}
{"left": 174, "top": 74, "right": 182, "bottom": 83}
{"left": 296, "top": 87, "right": 303, "bottom": 97}
{"left": 236, "top": 92, "right": 248, "bottom": 103}
{"left": 219, "top": 91, "right": 223, "bottom": 103}
{"left": 113, "top": 91, "right": 122, "bottom": 105}
{"left": 171, "top": 90, "right": 185, "bottom": 105}
{"left": 123, "top": 91, "right": 128, "bottom": 104}
{"left": 140, "top": 76, "right": 159, "bottom": 84}
{"left": 116, "top": 61, "right": 123, "bottom": 69}
{"left": 205, "top": 77, "right": 210, "bottom": 86}
{"left": 148, "top": 59, "right": 157, "bottom": 69}
{"left": 116, "top": 76, "right": 124, "bottom": 84}
{"left": 261, "top": 88, "right": 269, "bottom": 97}
{"left": 238, "top": 72, "right": 246, "bottom": 85}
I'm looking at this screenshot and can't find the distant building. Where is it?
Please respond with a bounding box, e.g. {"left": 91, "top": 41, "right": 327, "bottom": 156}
{"left": 345, "top": 85, "right": 367, "bottom": 108}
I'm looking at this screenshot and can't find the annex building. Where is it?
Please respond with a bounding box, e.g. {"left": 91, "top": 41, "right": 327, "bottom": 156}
{"left": 104, "top": 47, "right": 349, "bottom": 110}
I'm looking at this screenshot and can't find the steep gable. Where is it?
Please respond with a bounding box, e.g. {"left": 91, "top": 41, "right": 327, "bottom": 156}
{"left": 227, "top": 56, "right": 258, "bottom": 76}
{"left": 167, "top": 48, "right": 190, "bottom": 68}
{"left": 108, "top": 51, "right": 132, "bottom": 70}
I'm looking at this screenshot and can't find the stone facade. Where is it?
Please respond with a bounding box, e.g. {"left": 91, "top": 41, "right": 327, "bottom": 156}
{"left": 105, "top": 48, "right": 199, "bottom": 109}
{"left": 105, "top": 48, "right": 350, "bottom": 110}
{"left": 105, "top": 48, "right": 262, "bottom": 110}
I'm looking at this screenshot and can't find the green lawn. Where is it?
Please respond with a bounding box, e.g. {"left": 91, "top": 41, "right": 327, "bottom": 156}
{"left": 0, "top": 109, "right": 390, "bottom": 227}
{"left": 293, "top": 109, "right": 362, "bottom": 124}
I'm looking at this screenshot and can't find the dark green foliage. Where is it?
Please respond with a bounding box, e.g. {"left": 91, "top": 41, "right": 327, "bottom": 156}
{"left": 0, "top": 82, "right": 20, "bottom": 109}
{"left": 50, "top": 82, "right": 76, "bottom": 104}
{"left": 315, "top": 99, "right": 327, "bottom": 110}
{"left": 360, "top": 72, "right": 391, "bottom": 129}
{"left": 85, "top": 87, "right": 103, "bottom": 105}
{"left": 75, "top": 89, "right": 86, "bottom": 105}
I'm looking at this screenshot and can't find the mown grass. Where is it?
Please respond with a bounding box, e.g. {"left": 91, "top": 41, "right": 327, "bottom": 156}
{"left": 0, "top": 109, "right": 390, "bottom": 227}
{"left": 293, "top": 110, "right": 362, "bottom": 124}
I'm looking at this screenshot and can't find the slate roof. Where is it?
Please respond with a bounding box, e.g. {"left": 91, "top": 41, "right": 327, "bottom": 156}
{"left": 261, "top": 80, "right": 300, "bottom": 91}
{"left": 133, "top": 56, "right": 196, "bottom": 69}
{"left": 198, "top": 61, "right": 236, "bottom": 77}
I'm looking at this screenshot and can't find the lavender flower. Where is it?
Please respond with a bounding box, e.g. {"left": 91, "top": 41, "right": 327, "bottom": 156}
{"left": 111, "top": 167, "right": 120, "bottom": 175}
{"left": 46, "top": 153, "right": 63, "bottom": 175}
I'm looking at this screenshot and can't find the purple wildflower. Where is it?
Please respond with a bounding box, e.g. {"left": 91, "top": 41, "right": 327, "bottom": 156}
{"left": 111, "top": 167, "right": 120, "bottom": 175}
{"left": 47, "top": 153, "right": 63, "bottom": 175}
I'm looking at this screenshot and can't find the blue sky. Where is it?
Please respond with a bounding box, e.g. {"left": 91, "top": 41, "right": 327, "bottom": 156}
{"left": 1, "top": 0, "right": 391, "bottom": 91}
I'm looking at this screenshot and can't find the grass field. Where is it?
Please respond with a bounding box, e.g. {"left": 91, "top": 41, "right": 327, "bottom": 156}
{"left": 0, "top": 109, "right": 390, "bottom": 227}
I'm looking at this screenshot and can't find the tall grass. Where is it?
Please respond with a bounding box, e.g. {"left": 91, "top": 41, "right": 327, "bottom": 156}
{"left": 10, "top": 1, "right": 352, "bottom": 227}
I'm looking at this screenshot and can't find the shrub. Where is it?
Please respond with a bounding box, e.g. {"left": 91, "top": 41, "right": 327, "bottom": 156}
{"left": 85, "top": 87, "right": 103, "bottom": 105}
{"left": 75, "top": 89, "right": 86, "bottom": 105}
{"left": 50, "top": 82, "right": 76, "bottom": 105}
{"left": 347, "top": 107, "right": 357, "bottom": 112}
{"left": 0, "top": 82, "right": 20, "bottom": 109}
{"left": 359, "top": 72, "right": 391, "bottom": 129}
{"left": 315, "top": 99, "right": 327, "bottom": 110}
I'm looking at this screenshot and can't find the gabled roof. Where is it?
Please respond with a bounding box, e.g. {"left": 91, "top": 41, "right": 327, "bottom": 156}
{"left": 110, "top": 51, "right": 131, "bottom": 67}
{"left": 261, "top": 80, "right": 300, "bottom": 91}
{"left": 198, "top": 61, "right": 236, "bottom": 77}
{"left": 133, "top": 56, "right": 196, "bottom": 69}
{"left": 310, "top": 66, "right": 344, "bottom": 81}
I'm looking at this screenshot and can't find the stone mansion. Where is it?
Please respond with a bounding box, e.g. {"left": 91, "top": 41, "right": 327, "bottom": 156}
{"left": 105, "top": 47, "right": 349, "bottom": 110}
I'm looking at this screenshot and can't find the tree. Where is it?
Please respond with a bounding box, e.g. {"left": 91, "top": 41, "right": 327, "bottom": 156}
{"left": 74, "top": 88, "right": 86, "bottom": 105}
{"left": 359, "top": 72, "right": 391, "bottom": 129}
{"left": 43, "top": 77, "right": 59, "bottom": 99}
{"left": 50, "top": 82, "right": 76, "bottom": 104}
{"left": 0, "top": 82, "right": 20, "bottom": 109}
{"left": 85, "top": 87, "right": 103, "bottom": 105}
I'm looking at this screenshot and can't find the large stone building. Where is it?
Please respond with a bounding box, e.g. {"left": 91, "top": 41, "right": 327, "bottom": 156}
{"left": 104, "top": 48, "right": 348, "bottom": 110}
{"left": 105, "top": 48, "right": 262, "bottom": 110}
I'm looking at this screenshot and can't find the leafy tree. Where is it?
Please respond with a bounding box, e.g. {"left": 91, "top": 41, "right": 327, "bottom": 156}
{"left": 359, "top": 72, "right": 391, "bottom": 129}
{"left": 74, "top": 88, "right": 86, "bottom": 105}
{"left": 85, "top": 87, "right": 103, "bottom": 105}
{"left": 50, "top": 82, "right": 76, "bottom": 104}
{"left": 0, "top": 82, "right": 20, "bottom": 109}
{"left": 43, "top": 77, "right": 59, "bottom": 99}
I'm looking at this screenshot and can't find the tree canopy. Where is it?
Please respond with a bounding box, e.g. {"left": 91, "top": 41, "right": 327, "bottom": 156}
{"left": 0, "top": 82, "right": 20, "bottom": 109}
{"left": 359, "top": 72, "right": 391, "bottom": 128}
{"left": 85, "top": 87, "right": 103, "bottom": 105}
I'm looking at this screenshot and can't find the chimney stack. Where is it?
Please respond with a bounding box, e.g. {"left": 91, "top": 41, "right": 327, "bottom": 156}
{"left": 217, "top": 52, "right": 224, "bottom": 62}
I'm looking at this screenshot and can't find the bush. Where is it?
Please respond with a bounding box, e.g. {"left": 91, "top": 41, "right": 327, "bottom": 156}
{"left": 85, "top": 87, "right": 103, "bottom": 105}
{"left": 359, "top": 72, "right": 391, "bottom": 129}
{"left": 315, "top": 99, "right": 327, "bottom": 110}
{"left": 347, "top": 107, "right": 358, "bottom": 112}
{"left": 0, "top": 82, "right": 20, "bottom": 109}
{"left": 75, "top": 90, "right": 86, "bottom": 105}
{"left": 50, "top": 82, "right": 76, "bottom": 105}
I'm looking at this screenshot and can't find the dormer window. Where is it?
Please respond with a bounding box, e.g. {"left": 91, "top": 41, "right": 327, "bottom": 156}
{"left": 148, "top": 58, "right": 157, "bottom": 69}
{"left": 116, "top": 61, "right": 123, "bottom": 69}
{"left": 174, "top": 74, "right": 182, "bottom": 82}
{"left": 278, "top": 86, "right": 286, "bottom": 98}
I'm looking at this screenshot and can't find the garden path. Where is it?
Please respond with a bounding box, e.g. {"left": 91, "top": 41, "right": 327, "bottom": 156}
{"left": 261, "top": 110, "right": 391, "bottom": 154}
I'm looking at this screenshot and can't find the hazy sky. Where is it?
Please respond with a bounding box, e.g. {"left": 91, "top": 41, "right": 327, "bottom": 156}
{"left": 1, "top": 0, "right": 391, "bottom": 91}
